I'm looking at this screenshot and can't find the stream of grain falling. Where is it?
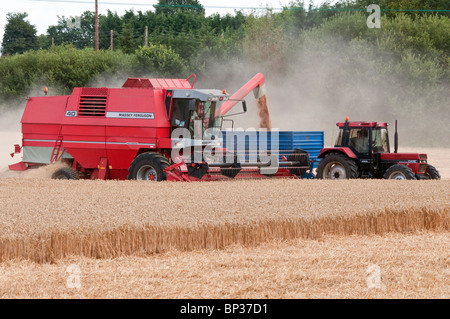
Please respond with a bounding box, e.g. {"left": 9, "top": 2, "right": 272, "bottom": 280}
{"left": 257, "top": 95, "right": 272, "bottom": 130}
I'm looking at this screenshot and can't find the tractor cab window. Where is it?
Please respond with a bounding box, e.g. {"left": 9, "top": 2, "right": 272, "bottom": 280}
{"left": 372, "top": 127, "right": 389, "bottom": 153}
{"left": 335, "top": 129, "right": 343, "bottom": 146}
{"left": 349, "top": 128, "right": 370, "bottom": 153}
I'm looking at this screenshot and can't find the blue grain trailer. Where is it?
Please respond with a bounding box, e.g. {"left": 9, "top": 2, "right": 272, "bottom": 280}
{"left": 221, "top": 130, "right": 324, "bottom": 178}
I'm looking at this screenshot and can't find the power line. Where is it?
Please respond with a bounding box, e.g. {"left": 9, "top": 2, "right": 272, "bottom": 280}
{"left": 22, "top": 0, "right": 450, "bottom": 13}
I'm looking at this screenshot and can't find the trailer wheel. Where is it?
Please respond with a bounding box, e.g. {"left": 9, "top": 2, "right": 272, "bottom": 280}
{"left": 51, "top": 167, "right": 80, "bottom": 180}
{"left": 383, "top": 164, "right": 416, "bottom": 180}
{"left": 128, "top": 152, "right": 169, "bottom": 181}
{"left": 316, "top": 153, "right": 358, "bottom": 179}
{"left": 423, "top": 164, "right": 441, "bottom": 180}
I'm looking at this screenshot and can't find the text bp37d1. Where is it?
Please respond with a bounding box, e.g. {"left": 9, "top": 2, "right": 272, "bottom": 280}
{"left": 180, "top": 303, "right": 268, "bottom": 316}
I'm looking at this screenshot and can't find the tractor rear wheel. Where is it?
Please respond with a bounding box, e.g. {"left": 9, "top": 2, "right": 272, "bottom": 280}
{"left": 383, "top": 164, "right": 416, "bottom": 180}
{"left": 127, "top": 152, "right": 170, "bottom": 181}
{"left": 423, "top": 164, "right": 440, "bottom": 180}
{"left": 316, "top": 153, "right": 358, "bottom": 179}
{"left": 51, "top": 167, "right": 80, "bottom": 180}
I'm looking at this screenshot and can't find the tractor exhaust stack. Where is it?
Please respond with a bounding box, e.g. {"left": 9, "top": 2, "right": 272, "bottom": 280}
{"left": 394, "top": 120, "right": 398, "bottom": 154}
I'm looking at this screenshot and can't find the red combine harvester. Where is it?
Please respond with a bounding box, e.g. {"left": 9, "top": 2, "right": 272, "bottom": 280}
{"left": 9, "top": 73, "right": 313, "bottom": 181}
{"left": 316, "top": 118, "right": 440, "bottom": 180}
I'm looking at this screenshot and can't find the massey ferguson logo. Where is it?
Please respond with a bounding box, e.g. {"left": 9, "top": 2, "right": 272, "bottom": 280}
{"left": 106, "top": 112, "right": 154, "bottom": 119}
{"left": 65, "top": 111, "right": 77, "bottom": 117}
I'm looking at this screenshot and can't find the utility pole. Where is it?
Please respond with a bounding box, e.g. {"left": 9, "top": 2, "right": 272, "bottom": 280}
{"left": 110, "top": 30, "right": 113, "bottom": 51}
{"left": 95, "top": 0, "right": 99, "bottom": 52}
{"left": 145, "top": 26, "right": 148, "bottom": 48}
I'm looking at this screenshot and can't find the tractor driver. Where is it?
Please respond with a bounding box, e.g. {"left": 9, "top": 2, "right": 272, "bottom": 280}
{"left": 350, "top": 129, "right": 369, "bottom": 153}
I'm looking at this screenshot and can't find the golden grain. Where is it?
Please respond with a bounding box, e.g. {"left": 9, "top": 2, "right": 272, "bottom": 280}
{"left": 0, "top": 178, "right": 448, "bottom": 263}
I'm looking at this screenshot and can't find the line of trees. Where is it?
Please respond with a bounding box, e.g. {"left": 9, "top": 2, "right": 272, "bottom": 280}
{"left": 0, "top": 0, "right": 448, "bottom": 145}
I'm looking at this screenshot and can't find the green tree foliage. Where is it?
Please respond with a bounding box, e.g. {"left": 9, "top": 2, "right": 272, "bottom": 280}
{"left": 154, "top": 0, "right": 205, "bottom": 16}
{"left": 1, "top": 1, "right": 449, "bottom": 145}
{"left": 0, "top": 45, "right": 135, "bottom": 100}
{"left": 46, "top": 11, "right": 95, "bottom": 49}
{"left": 1, "top": 13, "right": 39, "bottom": 55}
{"left": 296, "top": 11, "right": 449, "bottom": 146}
{"left": 351, "top": 0, "right": 450, "bottom": 17}
{"left": 135, "top": 44, "right": 187, "bottom": 77}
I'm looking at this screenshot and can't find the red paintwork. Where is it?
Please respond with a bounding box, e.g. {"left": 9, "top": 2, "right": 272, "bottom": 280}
{"left": 380, "top": 153, "right": 425, "bottom": 161}
{"left": 216, "top": 73, "right": 265, "bottom": 117}
{"left": 164, "top": 162, "right": 298, "bottom": 182}
{"left": 337, "top": 121, "right": 388, "bottom": 128}
{"left": 8, "top": 161, "right": 27, "bottom": 171}
{"left": 380, "top": 153, "right": 427, "bottom": 174}
{"left": 318, "top": 147, "right": 357, "bottom": 159}
{"left": 13, "top": 77, "right": 190, "bottom": 177}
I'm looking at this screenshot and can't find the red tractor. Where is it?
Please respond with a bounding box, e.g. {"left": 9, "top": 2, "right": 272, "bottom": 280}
{"left": 316, "top": 118, "right": 440, "bottom": 180}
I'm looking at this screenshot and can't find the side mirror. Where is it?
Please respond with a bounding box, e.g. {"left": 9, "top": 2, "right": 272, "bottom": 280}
{"left": 188, "top": 99, "right": 196, "bottom": 111}
{"left": 242, "top": 100, "right": 247, "bottom": 113}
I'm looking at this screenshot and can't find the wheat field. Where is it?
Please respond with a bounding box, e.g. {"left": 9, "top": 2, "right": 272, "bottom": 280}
{"left": 0, "top": 146, "right": 449, "bottom": 298}
{"left": 0, "top": 176, "right": 448, "bottom": 263}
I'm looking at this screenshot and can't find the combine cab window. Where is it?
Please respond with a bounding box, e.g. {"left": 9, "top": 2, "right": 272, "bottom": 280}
{"left": 171, "top": 98, "right": 222, "bottom": 140}
{"left": 372, "top": 127, "right": 389, "bottom": 153}
{"left": 189, "top": 100, "right": 222, "bottom": 139}
{"left": 171, "top": 99, "right": 190, "bottom": 130}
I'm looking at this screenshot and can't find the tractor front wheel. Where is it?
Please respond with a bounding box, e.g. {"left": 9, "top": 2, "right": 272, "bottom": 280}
{"left": 383, "top": 164, "right": 416, "bottom": 180}
{"left": 423, "top": 164, "right": 441, "bottom": 180}
{"left": 127, "top": 152, "right": 169, "bottom": 181}
{"left": 316, "top": 153, "right": 358, "bottom": 179}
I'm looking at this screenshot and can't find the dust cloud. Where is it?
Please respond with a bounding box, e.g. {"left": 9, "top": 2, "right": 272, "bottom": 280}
{"left": 1, "top": 23, "right": 447, "bottom": 180}
{"left": 0, "top": 102, "right": 24, "bottom": 176}
{"left": 195, "top": 35, "right": 449, "bottom": 149}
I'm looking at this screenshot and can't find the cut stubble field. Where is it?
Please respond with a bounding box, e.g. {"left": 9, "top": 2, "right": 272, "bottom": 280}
{"left": 1, "top": 232, "right": 448, "bottom": 298}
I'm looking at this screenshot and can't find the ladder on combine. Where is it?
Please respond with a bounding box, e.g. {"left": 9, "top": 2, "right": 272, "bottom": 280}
{"left": 50, "top": 126, "right": 65, "bottom": 164}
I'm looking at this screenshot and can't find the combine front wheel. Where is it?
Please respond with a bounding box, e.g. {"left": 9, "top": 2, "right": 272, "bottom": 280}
{"left": 316, "top": 153, "right": 358, "bottom": 179}
{"left": 128, "top": 152, "right": 169, "bottom": 181}
{"left": 51, "top": 167, "right": 80, "bottom": 180}
{"left": 383, "top": 164, "right": 416, "bottom": 180}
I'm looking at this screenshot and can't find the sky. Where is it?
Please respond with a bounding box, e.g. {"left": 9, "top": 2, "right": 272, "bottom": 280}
{"left": 0, "top": 0, "right": 329, "bottom": 40}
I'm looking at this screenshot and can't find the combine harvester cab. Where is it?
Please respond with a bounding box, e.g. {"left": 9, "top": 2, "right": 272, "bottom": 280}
{"left": 9, "top": 73, "right": 324, "bottom": 181}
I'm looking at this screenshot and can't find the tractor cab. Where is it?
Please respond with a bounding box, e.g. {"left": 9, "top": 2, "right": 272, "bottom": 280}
{"left": 332, "top": 120, "right": 390, "bottom": 175}
{"left": 335, "top": 120, "right": 390, "bottom": 154}
{"left": 317, "top": 118, "right": 440, "bottom": 180}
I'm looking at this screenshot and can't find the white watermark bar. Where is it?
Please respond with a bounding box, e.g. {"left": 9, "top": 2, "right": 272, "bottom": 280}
{"left": 170, "top": 121, "right": 281, "bottom": 171}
